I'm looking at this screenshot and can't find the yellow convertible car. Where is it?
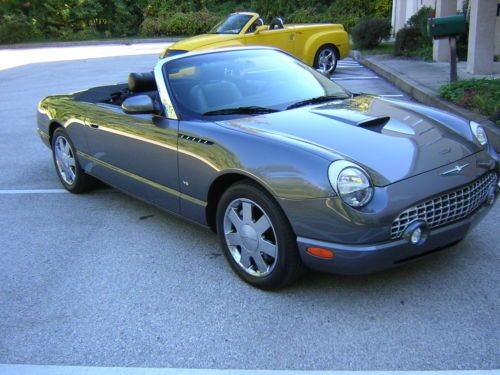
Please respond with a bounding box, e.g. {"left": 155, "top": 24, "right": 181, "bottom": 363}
{"left": 160, "top": 12, "right": 350, "bottom": 74}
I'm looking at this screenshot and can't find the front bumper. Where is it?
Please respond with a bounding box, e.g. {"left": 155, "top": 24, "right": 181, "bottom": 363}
{"left": 297, "top": 190, "right": 497, "bottom": 275}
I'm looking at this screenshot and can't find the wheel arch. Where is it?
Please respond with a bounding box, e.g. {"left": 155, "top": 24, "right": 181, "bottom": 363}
{"left": 312, "top": 43, "right": 340, "bottom": 67}
{"left": 205, "top": 172, "right": 281, "bottom": 233}
{"left": 48, "top": 121, "right": 63, "bottom": 144}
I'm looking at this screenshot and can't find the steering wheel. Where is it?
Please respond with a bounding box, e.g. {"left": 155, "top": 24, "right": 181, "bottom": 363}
{"left": 268, "top": 17, "right": 284, "bottom": 30}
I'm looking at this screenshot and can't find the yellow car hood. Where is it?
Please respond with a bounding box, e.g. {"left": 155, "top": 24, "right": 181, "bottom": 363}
{"left": 168, "top": 33, "right": 241, "bottom": 51}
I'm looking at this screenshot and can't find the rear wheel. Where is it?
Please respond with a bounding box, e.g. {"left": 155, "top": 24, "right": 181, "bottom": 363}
{"left": 51, "top": 127, "right": 95, "bottom": 193}
{"left": 314, "top": 45, "right": 339, "bottom": 75}
{"left": 216, "top": 182, "right": 304, "bottom": 290}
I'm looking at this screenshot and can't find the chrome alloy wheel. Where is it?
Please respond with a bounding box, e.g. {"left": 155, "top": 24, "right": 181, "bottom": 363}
{"left": 223, "top": 198, "right": 278, "bottom": 277}
{"left": 317, "top": 48, "right": 337, "bottom": 73}
{"left": 54, "top": 135, "right": 76, "bottom": 185}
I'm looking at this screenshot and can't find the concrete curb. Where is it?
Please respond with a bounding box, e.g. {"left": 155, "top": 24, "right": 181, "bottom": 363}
{"left": 356, "top": 54, "right": 500, "bottom": 152}
{"left": 0, "top": 37, "right": 183, "bottom": 50}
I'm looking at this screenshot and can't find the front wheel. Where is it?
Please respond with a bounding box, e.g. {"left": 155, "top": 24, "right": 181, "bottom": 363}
{"left": 216, "top": 182, "right": 304, "bottom": 290}
{"left": 51, "top": 127, "right": 95, "bottom": 193}
{"left": 314, "top": 45, "right": 338, "bottom": 75}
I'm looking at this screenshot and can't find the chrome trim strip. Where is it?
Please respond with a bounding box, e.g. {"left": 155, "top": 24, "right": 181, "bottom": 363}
{"left": 77, "top": 151, "right": 207, "bottom": 207}
{"left": 154, "top": 61, "right": 178, "bottom": 120}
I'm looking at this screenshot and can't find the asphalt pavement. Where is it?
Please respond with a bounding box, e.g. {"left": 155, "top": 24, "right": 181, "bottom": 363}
{"left": 0, "top": 45, "right": 498, "bottom": 371}
{"left": 333, "top": 57, "right": 410, "bottom": 99}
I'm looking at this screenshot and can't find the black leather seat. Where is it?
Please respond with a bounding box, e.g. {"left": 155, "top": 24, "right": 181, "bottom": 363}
{"left": 269, "top": 17, "right": 284, "bottom": 30}
{"left": 189, "top": 81, "right": 243, "bottom": 113}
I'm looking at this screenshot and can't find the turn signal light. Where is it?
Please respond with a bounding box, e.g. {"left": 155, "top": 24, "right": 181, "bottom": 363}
{"left": 307, "top": 247, "right": 335, "bottom": 259}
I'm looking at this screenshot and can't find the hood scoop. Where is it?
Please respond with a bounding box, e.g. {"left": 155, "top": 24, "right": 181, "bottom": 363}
{"left": 312, "top": 105, "right": 415, "bottom": 135}
{"left": 313, "top": 109, "right": 391, "bottom": 133}
{"left": 356, "top": 116, "right": 390, "bottom": 131}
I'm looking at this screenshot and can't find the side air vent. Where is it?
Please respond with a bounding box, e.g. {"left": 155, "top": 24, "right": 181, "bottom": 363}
{"left": 178, "top": 133, "right": 213, "bottom": 145}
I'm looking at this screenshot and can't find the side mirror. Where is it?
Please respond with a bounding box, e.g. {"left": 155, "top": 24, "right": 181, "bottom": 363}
{"left": 254, "top": 25, "right": 268, "bottom": 34}
{"left": 121, "top": 95, "right": 160, "bottom": 115}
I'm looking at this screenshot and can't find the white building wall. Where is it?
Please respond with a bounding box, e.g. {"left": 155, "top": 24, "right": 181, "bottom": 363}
{"left": 391, "top": 0, "right": 499, "bottom": 71}
{"left": 392, "top": 0, "right": 462, "bottom": 33}
{"left": 496, "top": 2, "right": 500, "bottom": 55}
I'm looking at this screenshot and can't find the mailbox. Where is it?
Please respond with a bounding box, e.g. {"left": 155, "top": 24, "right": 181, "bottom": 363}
{"left": 428, "top": 15, "right": 466, "bottom": 39}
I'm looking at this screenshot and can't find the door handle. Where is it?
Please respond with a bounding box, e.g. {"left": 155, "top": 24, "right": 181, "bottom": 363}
{"left": 90, "top": 124, "right": 99, "bottom": 129}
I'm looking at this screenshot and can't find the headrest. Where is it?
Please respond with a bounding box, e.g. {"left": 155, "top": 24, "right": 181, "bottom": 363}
{"left": 128, "top": 72, "right": 157, "bottom": 92}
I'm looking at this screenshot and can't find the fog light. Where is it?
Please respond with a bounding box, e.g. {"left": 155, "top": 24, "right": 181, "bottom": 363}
{"left": 402, "top": 220, "right": 429, "bottom": 246}
{"left": 410, "top": 228, "right": 422, "bottom": 244}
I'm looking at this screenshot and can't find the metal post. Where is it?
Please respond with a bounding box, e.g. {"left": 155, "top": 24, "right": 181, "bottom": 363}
{"left": 449, "top": 36, "right": 458, "bottom": 81}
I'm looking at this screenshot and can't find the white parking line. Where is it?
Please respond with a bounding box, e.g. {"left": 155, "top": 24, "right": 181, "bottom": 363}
{"left": 0, "top": 364, "right": 499, "bottom": 375}
{"left": 0, "top": 189, "right": 116, "bottom": 194}
{"left": 380, "top": 94, "right": 405, "bottom": 97}
{"left": 333, "top": 76, "right": 380, "bottom": 80}
{"left": 0, "top": 189, "right": 69, "bottom": 194}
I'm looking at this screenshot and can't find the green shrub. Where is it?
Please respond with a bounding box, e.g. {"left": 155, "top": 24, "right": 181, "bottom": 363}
{"left": 0, "top": 0, "right": 394, "bottom": 43}
{"left": 0, "top": 13, "right": 40, "bottom": 43}
{"left": 394, "top": 6, "right": 435, "bottom": 59}
{"left": 287, "top": 8, "right": 322, "bottom": 24}
{"left": 351, "top": 18, "right": 391, "bottom": 49}
{"left": 394, "top": 26, "right": 421, "bottom": 56}
{"left": 140, "top": 10, "right": 221, "bottom": 36}
{"left": 439, "top": 79, "right": 500, "bottom": 122}
{"left": 407, "top": 6, "right": 434, "bottom": 42}
{"left": 455, "top": 0, "right": 469, "bottom": 60}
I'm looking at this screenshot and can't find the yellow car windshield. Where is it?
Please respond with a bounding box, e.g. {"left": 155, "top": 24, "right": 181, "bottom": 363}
{"left": 209, "top": 14, "right": 252, "bottom": 34}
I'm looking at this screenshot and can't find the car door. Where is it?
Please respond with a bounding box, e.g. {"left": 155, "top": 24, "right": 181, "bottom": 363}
{"left": 83, "top": 104, "right": 180, "bottom": 213}
{"left": 244, "top": 28, "right": 295, "bottom": 56}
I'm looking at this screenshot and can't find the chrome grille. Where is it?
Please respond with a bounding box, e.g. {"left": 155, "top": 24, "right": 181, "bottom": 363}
{"left": 391, "top": 173, "right": 497, "bottom": 240}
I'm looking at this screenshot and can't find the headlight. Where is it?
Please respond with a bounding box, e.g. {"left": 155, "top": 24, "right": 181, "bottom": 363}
{"left": 328, "top": 160, "right": 374, "bottom": 208}
{"left": 470, "top": 121, "right": 488, "bottom": 146}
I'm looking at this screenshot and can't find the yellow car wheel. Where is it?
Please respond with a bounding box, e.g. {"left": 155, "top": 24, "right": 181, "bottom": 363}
{"left": 314, "top": 44, "right": 339, "bottom": 75}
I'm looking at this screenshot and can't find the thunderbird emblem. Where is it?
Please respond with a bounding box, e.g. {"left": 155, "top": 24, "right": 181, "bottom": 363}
{"left": 441, "top": 163, "right": 470, "bottom": 176}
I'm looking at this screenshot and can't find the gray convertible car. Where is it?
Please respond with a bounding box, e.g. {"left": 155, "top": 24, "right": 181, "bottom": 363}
{"left": 37, "top": 47, "right": 498, "bottom": 289}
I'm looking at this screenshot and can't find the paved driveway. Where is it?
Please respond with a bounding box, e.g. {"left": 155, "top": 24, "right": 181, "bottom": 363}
{"left": 0, "top": 45, "right": 498, "bottom": 371}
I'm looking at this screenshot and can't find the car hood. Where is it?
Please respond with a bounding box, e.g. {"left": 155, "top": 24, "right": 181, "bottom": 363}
{"left": 168, "top": 33, "right": 241, "bottom": 51}
{"left": 218, "top": 96, "right": 481, "bottom": 186}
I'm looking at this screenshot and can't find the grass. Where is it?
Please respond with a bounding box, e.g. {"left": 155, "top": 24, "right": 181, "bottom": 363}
{"left": 357, "top": 41, "right": 394, "bottom": 55}
{"left": 358, "top": 41, "right": 434, "bottom": 61}
{"left": 400, "top": 45, "right": 433, "bottom": 61}
{"left": 439, "top": 79, "right": 500, "bottom": 126}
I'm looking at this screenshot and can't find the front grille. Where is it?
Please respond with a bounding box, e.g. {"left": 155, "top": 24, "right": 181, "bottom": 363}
{"left": 391, "top": 173, "right": 497, "bottom": 240}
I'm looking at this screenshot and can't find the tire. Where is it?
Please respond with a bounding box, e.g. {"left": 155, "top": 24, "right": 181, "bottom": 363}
{"left": 216, "top": 181, "right": 304, "bottom": 290}
{"left": 51, "top": 127, "right": 95, "bottom": 193}
{"left": 314, "top": 44, "right": 339, "bottom": 75}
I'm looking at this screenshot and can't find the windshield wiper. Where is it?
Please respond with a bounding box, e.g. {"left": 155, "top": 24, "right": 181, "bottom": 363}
{"left": 286, "top": 95, "right": 346, "bottom": 110}
{"left": 203, "top": 106, "right": 279, "bottom": 116}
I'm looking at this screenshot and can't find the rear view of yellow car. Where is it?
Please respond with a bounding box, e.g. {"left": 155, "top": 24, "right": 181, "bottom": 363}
{"left": 160, "top": 12, "right": 350, "bottom": 74}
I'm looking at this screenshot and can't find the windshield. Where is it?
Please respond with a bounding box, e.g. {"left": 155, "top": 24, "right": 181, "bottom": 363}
{"left": 209, "top": 14, "right": 252, "bottom": 34}
{"left": 163, "top": 49, "right": 349, "bottom": 119}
